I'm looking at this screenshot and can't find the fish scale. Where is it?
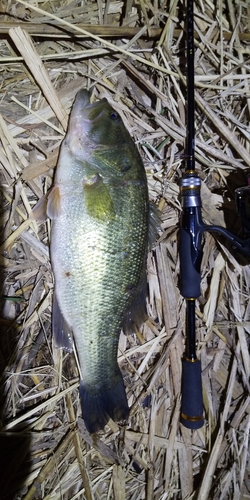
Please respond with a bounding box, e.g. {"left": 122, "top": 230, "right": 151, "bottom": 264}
{"left": 49, "top": 89, "right": 150, "bottom": 433}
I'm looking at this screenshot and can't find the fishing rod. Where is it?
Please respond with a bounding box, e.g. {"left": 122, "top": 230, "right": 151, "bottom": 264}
{"left": 179, "top": 0, "right": 250, "bottom": 429}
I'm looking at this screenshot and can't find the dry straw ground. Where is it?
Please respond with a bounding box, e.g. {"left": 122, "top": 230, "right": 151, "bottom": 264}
{"left": 0, "top": 0, "right": 250, "bottom": 499}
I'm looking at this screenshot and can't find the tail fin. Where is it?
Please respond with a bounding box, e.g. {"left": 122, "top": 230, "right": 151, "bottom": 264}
{"left": 79, "top": 373, "right": 129, "bottom": 434}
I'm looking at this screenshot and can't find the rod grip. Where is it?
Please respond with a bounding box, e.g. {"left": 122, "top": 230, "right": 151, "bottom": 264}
{"left": 180, "top": 358, "right": 204, "bottom": 429}
{"left": 180, "top": 226, "right": 201, "bottom": 299}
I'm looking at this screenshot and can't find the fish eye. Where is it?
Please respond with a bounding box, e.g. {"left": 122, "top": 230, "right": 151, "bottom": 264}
{"left": 121, "top": 163, "right": 131, "bottom": 172}
{"left": 110, "top": 111, "right": 119, "bottom": 121}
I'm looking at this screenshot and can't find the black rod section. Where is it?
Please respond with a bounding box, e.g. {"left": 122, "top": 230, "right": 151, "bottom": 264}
{"left": 179, "top": 0, "right": 204, "bottom": 429}
{"left": 180, "top": 300, "right": 203, "bottom": 429}
{"left": 186, "top": 0, "right": 195, "bottom": 171}
{"left": 186, "top": 298, "right": 196, "bottom": 360}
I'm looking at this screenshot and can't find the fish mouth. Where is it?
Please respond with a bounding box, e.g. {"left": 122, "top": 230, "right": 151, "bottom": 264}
{"left": 70, "top": 89, "right": 107, "bottom": 125}
{"left": 65, "top": 88, "right": 110, "bottom": 156}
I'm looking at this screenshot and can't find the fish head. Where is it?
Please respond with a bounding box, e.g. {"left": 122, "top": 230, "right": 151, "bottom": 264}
{"left": 65, "top": 89, "right": 132, "bottom": 160}
{"left": 59, "top": 89, "right": 146, "bottom": 184}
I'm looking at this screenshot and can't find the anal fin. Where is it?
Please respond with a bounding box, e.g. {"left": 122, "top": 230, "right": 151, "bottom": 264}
{"left": 52, "top": 292, "right": 73, "bottom": 352}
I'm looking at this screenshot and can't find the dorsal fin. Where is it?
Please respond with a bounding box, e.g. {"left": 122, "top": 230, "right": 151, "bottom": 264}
{"left": 122, "top": 274, "right": 148, "bottom": 335}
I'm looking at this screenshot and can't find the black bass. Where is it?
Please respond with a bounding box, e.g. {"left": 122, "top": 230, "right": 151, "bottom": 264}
{"left": 48, "top": 89, "right": 152, "bottom": 433}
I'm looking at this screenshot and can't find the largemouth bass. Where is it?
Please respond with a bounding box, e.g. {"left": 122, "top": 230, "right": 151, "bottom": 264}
{"left": 48, "top": 89, "right": 152, "bottom": 433}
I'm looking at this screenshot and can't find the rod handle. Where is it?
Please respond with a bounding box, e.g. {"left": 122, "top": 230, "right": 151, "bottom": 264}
{"left": 180, "top": 358, "right": 204, "bottom": 429}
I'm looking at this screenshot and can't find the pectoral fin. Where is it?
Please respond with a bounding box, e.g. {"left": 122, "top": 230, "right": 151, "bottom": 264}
{"left": 30, "top": 185, "right": 62, "bottom": 221}
{"left": 83, "top": 174, "right": 115, "bottom": 221}
{"left": 30, "top": 195, "right": 48, "bottom": 221}
{"left": 47, "top": 185, "right": 61, "bottom": 220}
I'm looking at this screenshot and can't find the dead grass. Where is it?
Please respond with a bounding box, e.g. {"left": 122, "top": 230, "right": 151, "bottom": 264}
{"left": 0, "top": 0, "right": 250, "bottom": 499}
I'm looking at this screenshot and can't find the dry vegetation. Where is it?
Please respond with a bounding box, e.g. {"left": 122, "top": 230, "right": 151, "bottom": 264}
{"left": 0, "top": 0, "right": 250, "bottom": 499}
